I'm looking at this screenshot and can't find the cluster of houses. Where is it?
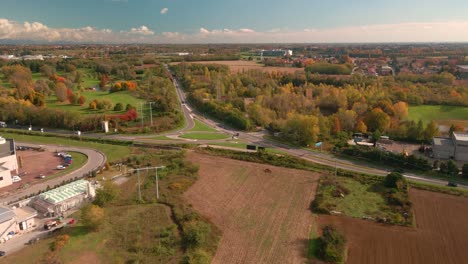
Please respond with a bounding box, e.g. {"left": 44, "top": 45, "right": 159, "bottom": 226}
{"left": 0, "top": 54, "right": 72, "bottom": 61}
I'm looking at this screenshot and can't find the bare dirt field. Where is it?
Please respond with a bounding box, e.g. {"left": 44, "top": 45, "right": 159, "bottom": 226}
{"left": 172, "top": 60, "right": 305, "bottom": 74}
{"left": 184, "top": 152, "right": 320, "bottom": 264}
{"left": 0, "top": 149, "right": 62, "bottom": 194}
{"left": 318, "top": 189, "right": 468, "bottom": 264}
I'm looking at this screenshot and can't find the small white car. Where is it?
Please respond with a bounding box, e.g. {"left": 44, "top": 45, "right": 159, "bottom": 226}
{"left": 56, "top": 165, "right": 66, "bottom": 170}
{"left": 12, "top": 176, "right": 21, "bottom": 182}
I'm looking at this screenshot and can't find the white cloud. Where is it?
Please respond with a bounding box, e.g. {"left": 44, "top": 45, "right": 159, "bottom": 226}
{"left": 130, "top": 25, "right": 154, "bottom": 35}
{"left": 2, "top": 18, "right": 468, "bottom": 43}
{"left": 199, "top": 27, "right": 210, "bottom": 34}
{"left": 160, "top": 8, "right": 168, "bottom": 15}
{"left": 239, "top": 28, "right": 255, "bottom": 33}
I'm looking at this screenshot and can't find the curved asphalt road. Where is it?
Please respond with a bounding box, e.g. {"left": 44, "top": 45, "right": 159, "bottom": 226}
{"left": 0, "top": 143, "right": 106, "bottom": 205}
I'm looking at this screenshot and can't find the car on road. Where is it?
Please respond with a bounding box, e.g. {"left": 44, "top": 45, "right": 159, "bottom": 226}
{"left": 447, "top": 181, "right": 458, "bottom": 187}
{"left": 12, "top": 175, "right": 21, "bottom": 182}
{"left": 56, "top": 165, "right": 66, "bottom": 170}
{"left": 0, "top": 250, "right": 5, "bottom": 256}
{"left": 36, "top": 174, "right": 46, "bottom": 179}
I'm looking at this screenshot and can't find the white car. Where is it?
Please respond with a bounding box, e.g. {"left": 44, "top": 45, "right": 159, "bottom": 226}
{"left": 12, "top": 176, "right": 21, "bottom": 182}
{"left": 56, "top": 165, "right": 66, "bottom": 170}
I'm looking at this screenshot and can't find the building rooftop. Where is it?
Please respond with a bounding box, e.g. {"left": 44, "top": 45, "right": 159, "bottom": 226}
{"left": 0, "top": 137, "right": 15, "bottom": 159}
{"left": 433, "top": 137, "right": 454, "bottom": 147}
{"left": 453, "top": 132, "right": 468, "bottom": 142}
{"left": 457, "top": 65, "right": 468, "bottom": 71}
{"left": 14, "top": 206, "right": 37, "bottom": 222}
{"left": 0, "top": 207, "right": 15, "bottom": 224}
{"left": 38, "top": 180, "right": 88, "bottom": 205}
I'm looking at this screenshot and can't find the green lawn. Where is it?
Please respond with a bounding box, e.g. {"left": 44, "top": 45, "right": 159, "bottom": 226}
{"left": 332, "top": 178, "right": 387, "bottom": 218}
{"left": 408, "top": 105, "right": 468, "bottom": 124}
{"left": 190, "top": 119, "right": 218, "bottom": 132}
{"left": 46, "top": 91, "right": 144, "bottom": 115}
{"left": 315, "top": 176, "right": 395, "bottom": 220}
{"left": 0, "top": 132, "right": 131, "bottom": 162}
{"left": 179, "top": 132, "right": 230, "bottom": 140}
{"left": 79, "top": 68, "right": 99, "bottom": 88}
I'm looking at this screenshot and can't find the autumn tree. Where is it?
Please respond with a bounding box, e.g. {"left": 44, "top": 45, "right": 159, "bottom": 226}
{"left": 55, "top": 83, "right": 68, "bottom": 102}
{"left": 365, "top": 108, "right": 390, "bottom": 132}
{"left": 40, "top": 64, "right": 56, "bottom": 78}
{"left": 337, "top": 109, "right": 357, "bottom": 131}
{"left": 93, "top": 181, "right": 120, "bottom": 207}
{"left": 78, "top": 95, "right": 86, "bottom": 105}
{"left": 281, "top": 114, "right": 319, "bottom": 146}
{"left": 81, "top": 204, "right": 105, "bottom": 231}
{"left": 355, "top": 120, "right": 367, "bottom": 133}
{"left": 393, "top": 101, "right": 408, "bottom": 120}
{"left": 423, "top": 121, "right": 439, "bottom": 142}
{"left": 99, "top": 74, "right": 109, "bottom": 89}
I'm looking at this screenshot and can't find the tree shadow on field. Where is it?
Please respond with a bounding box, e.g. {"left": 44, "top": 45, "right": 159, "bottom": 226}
{"left": 366, "top": 182, "right": 386, "bottom": 195}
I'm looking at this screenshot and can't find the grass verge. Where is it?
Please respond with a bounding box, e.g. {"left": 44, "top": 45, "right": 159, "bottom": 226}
{"left": 180, "top": 132, "right": 230, "bottom": 140}
{"left": 190, "top": 119, "right": 218, "bottom": 132}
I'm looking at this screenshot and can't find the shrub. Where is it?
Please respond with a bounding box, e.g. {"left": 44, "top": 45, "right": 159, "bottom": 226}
{"left": 183, "top": 221, "right": 211, "bottom": 249}
{"left": 384, "top": 172, "right": 407, "bottom": 190}
{"left": 317, "top": 225, "right": 347, "bottom": 263}
{"left": 114, "top": 102, "right": 123, "bottom": 111}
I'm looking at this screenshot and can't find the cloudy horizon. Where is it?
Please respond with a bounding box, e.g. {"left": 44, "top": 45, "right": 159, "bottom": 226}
{"left": 1, "top": 0, "right": 468, "bottom": 44}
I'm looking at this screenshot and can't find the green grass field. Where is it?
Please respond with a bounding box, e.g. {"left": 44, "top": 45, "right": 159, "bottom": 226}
{"left": 408, "top": 105, "right": 468, "bottom": 124}
{"left": 0, "top": 132, "right": 131, "bottom": 162}
{"left": 179, "top": 132, "right": 230, "bottom": 140}
{"left": 315, "top": 176, "right": 395, "bottom": 220}
{"left": 46, "top": 91, "right": 144, "bottom": 114}
{"left": 190, "top": 119, "right": 218, "bottom": 132}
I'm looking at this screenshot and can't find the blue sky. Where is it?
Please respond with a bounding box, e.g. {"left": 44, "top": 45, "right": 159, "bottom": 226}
{"left": 1, "top": 0, "right": 468, "bottom": 43}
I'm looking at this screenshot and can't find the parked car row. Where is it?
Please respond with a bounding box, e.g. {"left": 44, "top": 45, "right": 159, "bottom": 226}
{"left": 56, "top": 152, "right": 73, "bottom": 170}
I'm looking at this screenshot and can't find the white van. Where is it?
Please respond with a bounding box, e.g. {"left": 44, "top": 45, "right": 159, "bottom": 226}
{"left": 12, "top": 176, "right": 21, "bottom": 182}
{"left": 0, "top": 122, "right": 6, "bottom": 128}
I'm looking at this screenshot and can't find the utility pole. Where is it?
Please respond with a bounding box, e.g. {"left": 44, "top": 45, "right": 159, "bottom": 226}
{"left": 154, "top": 166, "right": 165, "bottom": 199}
{"left": 139, "top": 102, "right": 144, "bottom": 127}
{"left": 334, "top": 158, "right": 338, "bottom": 177}
{"left": 137, "top": 170, "right": 141, "bottom": 200}
{"left": 149, "top": 102, "right": 155, "bottom": 127}
{"left": 130, "top": 166, "right": 166, "bottom": 201}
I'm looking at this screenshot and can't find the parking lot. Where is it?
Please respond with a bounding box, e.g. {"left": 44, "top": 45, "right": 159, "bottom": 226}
{"left": 0, "top": 148, "right": 63, "bottom": 197}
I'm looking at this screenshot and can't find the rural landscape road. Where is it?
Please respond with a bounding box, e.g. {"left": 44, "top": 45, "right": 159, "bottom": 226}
{"left": 0, "top": 143, "right": 106, "bottom": 205}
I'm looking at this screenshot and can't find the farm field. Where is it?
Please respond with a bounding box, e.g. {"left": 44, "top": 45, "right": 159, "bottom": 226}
{"left": 172, "top": 60, "right": 304, "bottom": 74}
{"left": 184, "top": 152, "right": 320, "bottom": 264}
{"left": 408, "top": 105, "right": 468, "bottom": 130}
{"left": 318, "top": 189, "right": 468, "bottom": 264}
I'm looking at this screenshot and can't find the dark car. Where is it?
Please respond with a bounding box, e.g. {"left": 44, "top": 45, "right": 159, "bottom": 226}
{"left": 0, "top": 251, "right": 5, "bottom": 256}
{"left": 447, "top": 182, "right": 458, "bottom": 187}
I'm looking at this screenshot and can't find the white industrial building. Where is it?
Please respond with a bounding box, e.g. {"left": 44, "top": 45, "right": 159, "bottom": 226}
{"left": 432, "top": 132, "right": 468, "bottom": 162}
{"left": 31, "top": 179, "right": 96, "bottom": 217}
{"left": 0, "top": 206, "right": 37, "bottom": 243}
{"left": 0, "top": 136, "right": 18, "bottom": 188}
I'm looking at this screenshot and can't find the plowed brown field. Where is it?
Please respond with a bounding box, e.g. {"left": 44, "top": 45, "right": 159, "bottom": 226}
{"left": 184, "top": 152, "right": 320, "bottom": 264}
{"left": 172, "top": 60, "right": 304, "bottom": 74}
{"left": 319, "top": 189, "right": 468, "bottom": 264}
